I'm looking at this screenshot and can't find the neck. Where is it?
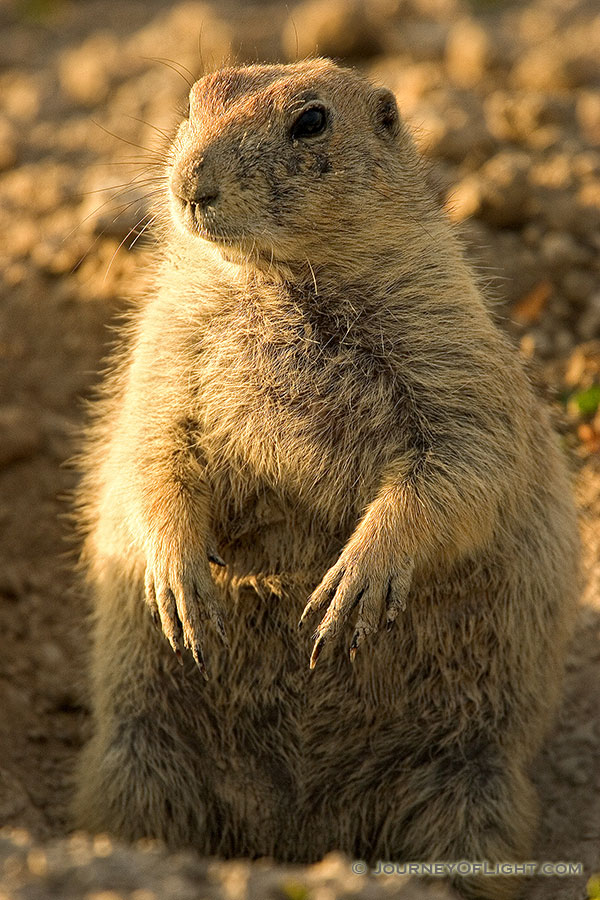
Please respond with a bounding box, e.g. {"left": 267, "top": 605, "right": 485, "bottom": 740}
{"left": 234, "top": 220, "right": 465, "bottom": 310}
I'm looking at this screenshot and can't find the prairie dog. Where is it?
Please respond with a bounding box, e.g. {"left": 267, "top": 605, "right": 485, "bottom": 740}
{"left": 74, "top": 59, "right": 578, "bottom": 900}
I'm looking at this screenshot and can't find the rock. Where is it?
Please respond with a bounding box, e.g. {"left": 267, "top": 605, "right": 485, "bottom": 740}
{"left": 30, "top": 217, "right": 91, "bottom": 277}
{"left": 368, "top": 60, "right": 441, "bottom": 114}
{"left": 0, "top": 407, "right": 42, "bottom": 468}
{"left": 126, "top": 3, "right": 233, "bottom": 79}
{"left": 554, "top": 327, "right": 576, "bottom": 355}
{"left": 576, "top": 90, "right": 600, "bottom": 146}
{"left": 553, "top": 755, "right": 591, "bottom": 787}
{"left": 540, "top": 232, "right": 590, "bottom": 267}
{"left": 484, "top": 91, "right": 574, "bottom": 149}
{"left": 512, "top": 44, "right": 570, "bottom": 92}
{"left": 563, "top": 270, "right": 596, "bottom": 303}
{"left": 521, "top": 223, "right": 544, "bottom": 247}
{"left": 59, "top": 34, "right": 121, "bottom": 108}
{"left": 1, "top": 163, "right": 76, "bottom": 216}
{"left": 282, "top": 0, "right": 382, "bottom": 62}
{"left": 577, "top": 294, "right": 600, "bottom": 341}
{"left": 0, "top": 72, "right": 41, "bottom": 122}
{"left": 573, "top": 150, "right": 600, "bottom": 179}
{"left": 445, "top": 18, "right": 492, "bottom": 87}
{"left": 2, "top": 219, "right": 38, "bottom": 258}
{"left": 388, "top": 20, "right": 449, "bottom": 61}
{"left": 521, "top": 328, "right": 553, "bottom": 358}
{"left": 445, "top": 175, "right": 480, "bottom": 223}
{"left": 416, "top": 93, "right": 495, "bottom": 163}
{"left": 475, "top": 151, "right": 534, "bottom": 227}
{"left": 0, "top": 771, "right": 32, "bottom": 821}
{"left": 564, "top": 52, "right": 600, "bottom": 92}
{"left": 0, "top": 116, "right": 17, "bottom": 171}
{"left": 0, "top": 830, "right": 457, "bottom": 899}
{"left": 538, "top": 189, "right": 581, "bottom": 232}
{"left": 512, "top": 280, "right": 552, "bottom": 326}
{"left": 78, "top": 175, "right": 156, "bottom": 242}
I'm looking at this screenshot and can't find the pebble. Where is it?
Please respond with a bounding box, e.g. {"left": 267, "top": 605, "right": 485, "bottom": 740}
{"left": 540, "top": 232, "right": 590, "bottom": 267}
{"left": 282, "top": 0, "right": 382, "bottom": 61}
{"left": 553, "top": 755, "right": 591, "bottom": 787}
{"left": 0, "top": 117, "right": 17, "bottom": 170}
{"left": 445, "top": 18, "right": 492, "bottom": 88}
{"left": 0, "top": 73, "right": 41, "bottom": 122}
{"left": 385, "top": 20, "right": 449, "bottom": 62}
{"left": 0, "top": 830, "right": 455, "bottom": 900}
{"left": 512, "top": 44, "right": 570, "bottom": 92}
{"left": 125, "top": 3, "right": 233, "bottom": 78}
{"left": 563, "top": 270, "right": 596, "bottom": 303}
{"left": 476, "top": 151, "right": 534, "bottom": 227}
{"left": 59, "top": 35, "right": 121, "bottom": 108}
{"left": 554, "top": 327, "right": 576, "bottom": 355}
{"left": 576, "top": 294, "right": 600, "bottom": 341}
{"left": 445, "top": 175, "right": 480, "bottom": 222}
{"left": 0, "top": 406, "right": 42, "bottom": 468}
{"left": 78, "top": 175, "right": 156, "bottom": 242}
{"left": 576, "top": 90, "right": 600, "bottom": 145}
{"left": 0, "top": 773, "right": 31, "bottom": 820}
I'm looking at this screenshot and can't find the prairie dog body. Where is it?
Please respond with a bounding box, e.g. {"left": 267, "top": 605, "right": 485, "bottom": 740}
{"left": 75, "top": 60, "right": 578, "bottom": 900}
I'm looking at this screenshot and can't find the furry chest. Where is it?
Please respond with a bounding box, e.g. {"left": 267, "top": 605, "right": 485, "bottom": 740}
{"left": 194, "top": 326, "right": 406, "bottom": 510}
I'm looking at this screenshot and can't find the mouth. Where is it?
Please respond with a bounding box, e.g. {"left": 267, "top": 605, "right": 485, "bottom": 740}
{"left": 170, "top": 193, "right": 245, "bottom": 246}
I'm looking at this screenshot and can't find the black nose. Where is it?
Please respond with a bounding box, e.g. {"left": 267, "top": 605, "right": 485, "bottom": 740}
{"left": 170, "top": 165, "right": 220, "bottom": 210}
{"left": 193, "top": 190, "right": 219, "bottom": 209}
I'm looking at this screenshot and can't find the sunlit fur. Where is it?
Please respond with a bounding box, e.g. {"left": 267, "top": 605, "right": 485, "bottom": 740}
{"left": 73, "top": 60, "right": 579, "bottom": 900}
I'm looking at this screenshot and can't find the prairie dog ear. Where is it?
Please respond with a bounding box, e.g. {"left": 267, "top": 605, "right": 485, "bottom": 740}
{"left": 373, "top": 87, "right": 400, "bottom": 137}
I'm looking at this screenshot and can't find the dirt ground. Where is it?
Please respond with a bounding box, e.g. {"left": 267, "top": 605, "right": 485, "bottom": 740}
{"left": 0, "top": 0, "right": 599, "bottom": 897}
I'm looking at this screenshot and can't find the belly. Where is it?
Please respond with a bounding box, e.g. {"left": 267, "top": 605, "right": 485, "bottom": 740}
{"left": 195, "top": 321, "right": 410, "bottom": 533}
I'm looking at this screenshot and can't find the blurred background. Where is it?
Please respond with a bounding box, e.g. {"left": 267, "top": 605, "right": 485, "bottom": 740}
{"left": 0, "top": 0, "right": 598, "bottom": 898}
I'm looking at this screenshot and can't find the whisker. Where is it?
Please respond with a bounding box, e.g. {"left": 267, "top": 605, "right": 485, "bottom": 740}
{"left": 86, "top": 159, "right": 167, "bottom": 168}
{"left": 64, "top": 190, "right": 144, "bottom": 242}
{"left": 103, "top": 209, "right": 157, "bottom": 282}
{"left": 66, "top": 170, "right": 165, "bottom": 241}
{"left": 142, "top": 56, "right": 195, "bottom": 88}
{"left": 197, "top": 25, "right": 204, "bottom": 72}
{"left": 125, "top": 115, "right": 175, "bottom": 143}
{"left": 70, "top": 188, "right": 163, "bottom": 271}
{"left": 79, "top": 176, "right": 163, "bottom": 197}
{"left": 128, "top": 214, "right": 157, "bottom": 251}
{"left": 289, "top": 11, "right": 300, "bottom": 61}
{"left": 91, "top": 119, "right": 163, "bottom": 156}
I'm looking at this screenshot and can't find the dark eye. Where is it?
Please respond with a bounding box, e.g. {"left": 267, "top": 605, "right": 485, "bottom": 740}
{"left": 291, "top": 105, "right": 328, "bottom": 141}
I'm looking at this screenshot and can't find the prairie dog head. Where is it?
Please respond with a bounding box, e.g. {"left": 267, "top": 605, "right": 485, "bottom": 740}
{"left": 167, "top": 59, "right": 428, "bottom": 272}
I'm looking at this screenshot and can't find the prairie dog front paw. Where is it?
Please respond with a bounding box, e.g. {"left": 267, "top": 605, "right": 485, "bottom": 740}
{"left": 144, "top": 534, "right": 228, "bottom": 678}
{"left": 299, "top": 541, "right": 414, "bottom": 669}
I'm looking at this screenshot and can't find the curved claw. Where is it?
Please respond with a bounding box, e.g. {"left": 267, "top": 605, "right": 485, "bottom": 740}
{"left": 144, "top": 549, "right": 230, "bottom": 678}
{"left": 192, "top": 643, "right": 209, "bottom": 680}
{"left": 298, "top": 593, "right": 328, "bottom": 631}
{"left": 207, "top": 532, "right": 226, "bottom": 568}
{"left": 349, "top": 631, "right": 360, "bottom": 663}
{"left": 310, "top": 636, "right": 326, "bottom": 670}
{"left": 299, "top": 566, "right": 345, "bottom": 630}
{"left": 214, "top": 614, "right": 230, "bottom": 649}
{"left": 208, "top": 551, "right": 226, "bottom": 567}
{"left": 303, "top": 553, "right": 414, "bottom": 669}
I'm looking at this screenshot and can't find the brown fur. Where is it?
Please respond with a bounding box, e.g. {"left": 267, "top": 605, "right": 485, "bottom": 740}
{"left": 73, "top": 60, "right": 579, "bottom": 900}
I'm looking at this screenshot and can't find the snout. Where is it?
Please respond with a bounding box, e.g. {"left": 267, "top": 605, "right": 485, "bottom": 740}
{"left": 170, "top": 156, "right": 221, "bottom": 233}
{"left": 168, "top": 136, "right": 267, "bottom": 247}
